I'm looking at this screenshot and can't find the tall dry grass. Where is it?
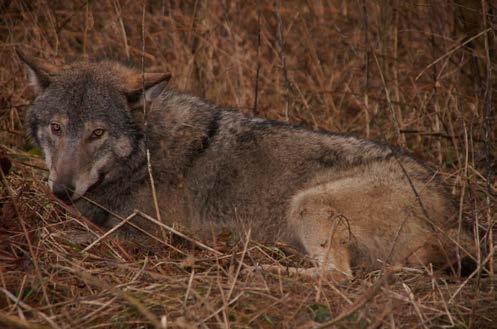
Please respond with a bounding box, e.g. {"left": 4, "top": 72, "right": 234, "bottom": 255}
{"left": 0, "top": 1, "right": 496, "bottom": 328}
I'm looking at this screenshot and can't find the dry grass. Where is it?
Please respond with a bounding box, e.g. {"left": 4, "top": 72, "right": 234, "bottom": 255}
{"left": 1, "top": 1, "right": 496, "bottom": 328}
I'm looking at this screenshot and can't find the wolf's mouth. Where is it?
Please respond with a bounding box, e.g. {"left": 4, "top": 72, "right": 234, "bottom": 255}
{"left": 69, "top": 173, "right": 107, "bottom": 203}
{"left": 87, "top": 172, "right": 106, "bottom": 194}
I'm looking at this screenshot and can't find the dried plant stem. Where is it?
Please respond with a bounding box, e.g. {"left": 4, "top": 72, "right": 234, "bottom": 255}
{"left": 134, "top": 210, "right": 221, "bottom": 255}
{"left": 373, "top": 51, "right": 401, "bottom": 145}
{"left": 140, "top": 0, "right": 165, "bottom": 241}
{"left": 0, "top": 170, "right": 54, "bottom": 321}
{"left": 0, "top": 310, "right": 50, "bottom": 329}
{"left": 313, "top": 270, "right": 394, "bottom": 329}
{"left": 226, "top": 229, "right": 251, "bottom": 301}
{"left": 0, "top": 288, "right": 59, "bottom": 329}
{"left": 82, "top": 211, "right": 138, "bottom": 252}
{"left": 57, "top": 267, "right": 164, "bottom": 329}
{"left": 2, "top": 2, "right": 496, "bottom": 327}
{"left": 449, "top": 245, "right": 496, "bottom": 303}
{"left": 276, "top": 0, "right": 291, "bottom": 121}
{"left": 416, "top": 28, "right": 492, "bottom": 81}
{"left": 481, "top": 0, "right": 494, "bottom": 276}
{"left": 252, "top": 0, "right": 261, "bottom": 116}
{"left": 362, "top": 0, "right": 370, "bottom": 138}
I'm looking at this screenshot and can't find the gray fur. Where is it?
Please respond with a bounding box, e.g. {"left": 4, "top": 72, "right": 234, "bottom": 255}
{"left": 19, "top": 52, "right": 474, "bottom": 277}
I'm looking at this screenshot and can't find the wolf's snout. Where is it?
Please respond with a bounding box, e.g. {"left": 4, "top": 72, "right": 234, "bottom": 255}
{"left": 52, "top": 181, "right": 75, "bottom": 203}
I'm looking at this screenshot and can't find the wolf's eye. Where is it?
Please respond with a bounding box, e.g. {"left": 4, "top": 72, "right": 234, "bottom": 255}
{"left": 50, "top": 123, "right": 62, "bottom": 136}
{"left": 91, "top": 128, "right": 105, "bottom": 138}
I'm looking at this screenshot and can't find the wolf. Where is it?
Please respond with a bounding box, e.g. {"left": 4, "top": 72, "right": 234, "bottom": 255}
{"left": 18, "top": 49, "right": 475, "bottom": 278}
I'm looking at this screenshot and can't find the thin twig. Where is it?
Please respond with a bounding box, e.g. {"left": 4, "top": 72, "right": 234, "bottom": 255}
{"left": 312, "top": 270, "right": 394, "bottom": 329}
{"left": 0, "top": 310, "right": 51, "bottom": 329}
{"left": 140, "top": 0, "right": 166, "bottom": 240}
{"left": 372, "top": 51, "right": 401, "bottom": 145}
{"left": 448, "top": 246, "right": 496, "bottom": 303}
{"left": 226, "top": 229, "right": 251, "bottom": 302}
{"left": 252, "top": 0, "right": 261, "bottom": 116}
{"left": 416, "top": 28, "right": 492, "bottom": 80}
{"left": 134, "top": 210, "right": 221, "bottom": 255}
{"left": 0, "top": 168, "right": 55, "bottom": 321}
{"left": 82, "top": 211, "right": 138, "bottom": 252}
{"left": 0, "top": 288, "right": 60, "bottom": 329}
{"left": 276, "top": 0, "right": 292, "bottom": 121}
{"left": 56, "top": 266, "right": 164, "bottom": 329}
{"left": 481, "top": 0, "right": 494, "bottom": 276}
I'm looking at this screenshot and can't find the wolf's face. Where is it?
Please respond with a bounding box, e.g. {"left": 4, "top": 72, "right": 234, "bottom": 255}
{"left": 30, "top": 77, "right": 138, "bottom": 202}
{"left": 18, "top": 50, "right": 170, "bottom": 202}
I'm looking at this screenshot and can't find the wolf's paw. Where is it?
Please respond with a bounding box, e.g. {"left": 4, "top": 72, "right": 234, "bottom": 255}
{"left": 245, "top": 264, "right": 352, "bottom": 282}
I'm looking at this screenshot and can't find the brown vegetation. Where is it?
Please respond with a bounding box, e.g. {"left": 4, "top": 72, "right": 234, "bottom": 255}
{"left": 1, "top": 1, "right": 496, "bottom": 328}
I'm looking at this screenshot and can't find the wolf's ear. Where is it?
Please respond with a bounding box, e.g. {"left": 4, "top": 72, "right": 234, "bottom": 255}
{"left": 16, "top": 48, "right": 59, "bottom": 93}
{"left": 124, "top": 72, "right": 171, "bottom": 107}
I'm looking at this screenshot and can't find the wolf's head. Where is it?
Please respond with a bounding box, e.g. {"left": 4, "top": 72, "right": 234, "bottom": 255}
{"left": 17, "top": 49, "right": 170, "bottom": 203}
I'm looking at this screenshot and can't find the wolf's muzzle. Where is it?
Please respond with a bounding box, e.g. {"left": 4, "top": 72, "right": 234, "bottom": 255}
{"left": 52, "top": 181, "right": 75, "bottom": 203}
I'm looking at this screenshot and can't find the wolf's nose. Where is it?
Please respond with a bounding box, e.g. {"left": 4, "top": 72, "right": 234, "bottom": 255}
{"left": 52, "top": 182, "right": 75, "bottom": 203}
